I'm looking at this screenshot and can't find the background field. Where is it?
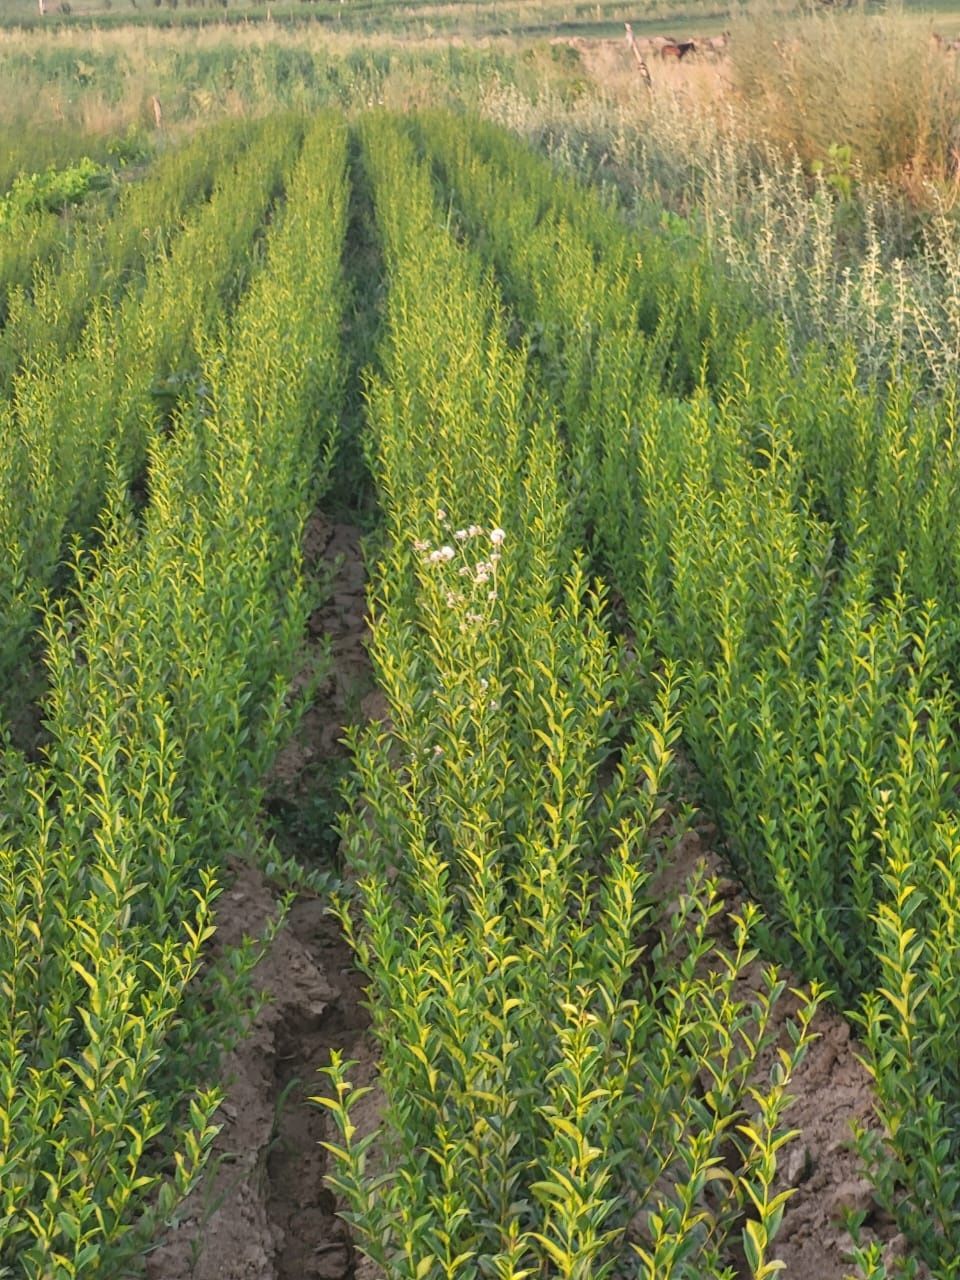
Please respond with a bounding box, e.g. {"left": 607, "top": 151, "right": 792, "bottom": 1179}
{"left": 5, "top": 0, "right": 725, "bottom": 36}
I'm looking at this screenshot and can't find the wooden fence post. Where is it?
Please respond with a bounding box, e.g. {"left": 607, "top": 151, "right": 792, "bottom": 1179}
{"left": 624, "top": 23, "right": 653, "bottom": 91}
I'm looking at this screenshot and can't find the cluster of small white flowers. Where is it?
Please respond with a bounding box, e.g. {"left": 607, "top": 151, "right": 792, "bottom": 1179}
{"left": 417, "top": 526, "right": 505, "bottom": 575}
{"left": 415, "top": 525, "right": 505, "bottom": 555}
{"left": 412, "top": 524, "right": 506, "bottom": 627}
{"left": 427, "top": 545, "right": 456, "bottom": 564}
{"left": 474, "top": 556, "right": 503, "bottom": 585}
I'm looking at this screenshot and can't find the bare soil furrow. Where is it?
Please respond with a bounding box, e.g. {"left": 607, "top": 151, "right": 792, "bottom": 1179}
{"left": 149, "top": 519, "right": 377, "bottom": 1280}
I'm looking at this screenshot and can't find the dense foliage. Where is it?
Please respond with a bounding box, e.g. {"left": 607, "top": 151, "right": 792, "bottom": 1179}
{"left": 414, "top": 111, "right": 960, "bottom": 1277}
{"left": 318, "top": 115, "right": 822, "bottom": 1280}
{"left": 4, "top": 100, "right": 960, "bottom": 1280}
{"left": 0, "top": 113, "right": 346, "bottom": 1276}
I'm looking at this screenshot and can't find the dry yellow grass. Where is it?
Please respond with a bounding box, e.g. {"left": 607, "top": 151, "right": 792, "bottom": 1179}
{"left": 728, "top": 5, "right": 960, "bottom": 189}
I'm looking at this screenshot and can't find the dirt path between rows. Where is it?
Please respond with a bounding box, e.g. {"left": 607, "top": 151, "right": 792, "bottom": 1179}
{"left": 146, "top": 518, "right": 380, "bottom": 1280}
{"left": 148, "top": 518, "right": 912, "bottom": 1280}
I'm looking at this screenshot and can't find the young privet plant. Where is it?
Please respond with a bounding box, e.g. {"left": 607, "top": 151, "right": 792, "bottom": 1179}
{"left": 569, "top": 212, "right": 960, "bottom": 1279}
{"left": 594, "top": 389, "right": 955, "bottom": 982}
{"left": 416, "top": 112, "right": 741, "bottom": 399}
{"left": 0, "top": 118, "right": 252, "bottom": 391}
{"left": 425, "top": 114, "right": 960, "bottom": 635}
{"left": 413, "top": 113, "right": 743, "bottom": 560}
{"left": 315, "top": 114, "right": 821, "bottom": 1280}
{"left": 0, "top": 114, "right": 302, "bottom": 696}
{"left": 713, "top": 337, "right": 960, "bottom": 629}
{"left": 589, "top": 240, "right": 960, "bottom": 1280}
{"left": 0, "top": 115, "right": 347, "bottom": 1277}
{"left": 412, "top": 119, "right": 960, "bottom": 1271}
{"left": 0, "top": 205, "right": 79, "bottom": 329}
{"left": 437, "top": 115, "right": 960, "bottom": 633}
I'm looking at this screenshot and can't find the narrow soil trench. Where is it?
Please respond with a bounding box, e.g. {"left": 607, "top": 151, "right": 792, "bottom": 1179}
{"left": 146, "top": 517, "right": 381, "bottom": 1280}
{"left": 146, "top": 132, "right": 388, "bottom": 1280}
{"left": 264, "top": 517, "right": 383, "bottom": 1280}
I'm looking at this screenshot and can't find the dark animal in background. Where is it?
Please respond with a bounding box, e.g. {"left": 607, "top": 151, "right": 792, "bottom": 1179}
{"left": 661, "top": 40, "right": 696, "bottom": 59}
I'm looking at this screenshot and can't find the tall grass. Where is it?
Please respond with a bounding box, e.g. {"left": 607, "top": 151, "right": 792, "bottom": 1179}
{"left": 480, "top": 52, "right": 960, "bottom": 390}
{"left": 730, "top": 4, "right": 960, "bottom": 193}
{"left": 0, "top": 23, "right": 587, "bottom": 141}
{"left": 0, "top": 0, "right": 726, "bottom": 39}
